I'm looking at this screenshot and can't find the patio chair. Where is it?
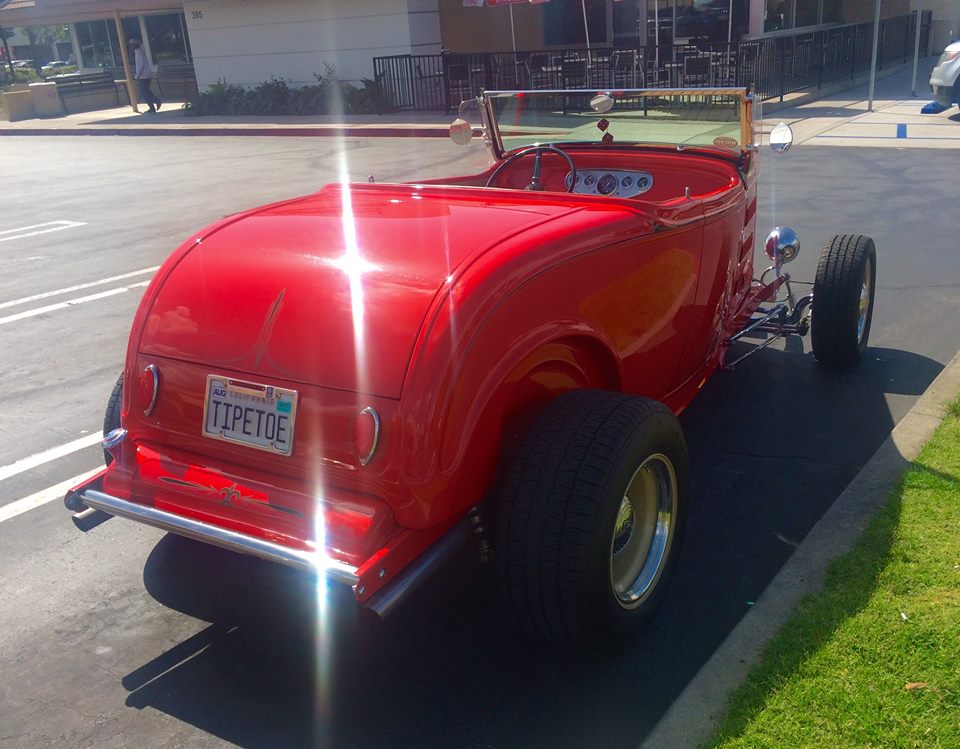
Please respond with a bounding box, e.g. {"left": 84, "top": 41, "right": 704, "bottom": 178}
{"left": 683, "top": 54, "right": 711, "bottom": 86}
{"left": 610, "top": 50, "right": 639, "bottom": 88}
{"left": 445, "top": 62, "right": 471, "bottom": 112}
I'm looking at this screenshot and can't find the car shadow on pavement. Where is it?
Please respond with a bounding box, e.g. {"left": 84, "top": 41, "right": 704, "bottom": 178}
{"left": 129, "top": 345, "right": 943, "bottom": 749}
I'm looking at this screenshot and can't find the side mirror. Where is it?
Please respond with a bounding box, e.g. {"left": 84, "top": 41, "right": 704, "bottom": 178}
{"left": 769, "top": 122, "right": 794, "bottom": 153}
{"left": 449, "top": 118, "right": 473, "bottom": 146}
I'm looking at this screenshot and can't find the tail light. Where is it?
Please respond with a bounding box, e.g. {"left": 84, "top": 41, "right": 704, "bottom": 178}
{"left": 354, "top": 407, "right": 381, "bottom": 466}
{"left": 137, "top": 364, "right": 160, "bottom": 416}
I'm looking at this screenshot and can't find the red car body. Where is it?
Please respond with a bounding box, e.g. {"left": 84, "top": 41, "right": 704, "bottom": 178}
{"left": 68, "top": 88, "right": 791, "bottom": 617}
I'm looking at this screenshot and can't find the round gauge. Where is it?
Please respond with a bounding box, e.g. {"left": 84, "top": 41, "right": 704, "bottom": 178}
{"left": 597, "top": 174, "right": 618, "bottom": 195}
{"left": 584, "top": 174, "right": 597, "bottom": 187}
{"left": 621, "top": 175, "right": 634, "bottom": 188}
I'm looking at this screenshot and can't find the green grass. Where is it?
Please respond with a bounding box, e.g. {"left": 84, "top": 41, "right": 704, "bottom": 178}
{"left": 705, "top": 397, "right": 960, "bottom": 749}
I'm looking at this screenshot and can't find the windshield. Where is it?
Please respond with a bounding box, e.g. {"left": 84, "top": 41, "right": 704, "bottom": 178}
{"left": 484, "top": 89, "right": 751, "bottom": 156}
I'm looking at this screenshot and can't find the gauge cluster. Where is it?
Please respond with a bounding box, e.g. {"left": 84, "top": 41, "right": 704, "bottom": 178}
{"left": 566, "top": 170, "right": 654, "bottom": 198}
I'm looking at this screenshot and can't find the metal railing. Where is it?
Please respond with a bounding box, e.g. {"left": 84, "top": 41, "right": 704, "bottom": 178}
{"left": 372, "top": 11, "right": 930, "bottom": 113}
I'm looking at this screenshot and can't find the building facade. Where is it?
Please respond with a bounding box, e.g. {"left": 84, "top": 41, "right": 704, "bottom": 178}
{"left": 1, "top": 0, "right": 951, "bottom": 91}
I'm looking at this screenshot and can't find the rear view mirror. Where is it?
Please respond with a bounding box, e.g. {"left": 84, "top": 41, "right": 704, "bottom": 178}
{"left": 590, "top": 93, "right": 615, "bottom": 114}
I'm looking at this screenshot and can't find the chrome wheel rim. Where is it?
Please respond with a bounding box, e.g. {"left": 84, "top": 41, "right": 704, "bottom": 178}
{"left": 857, "top": 258, "right": 872, "bottom": 343}
{"left": 609, "top": 453, "right": 677, "bottom": 609}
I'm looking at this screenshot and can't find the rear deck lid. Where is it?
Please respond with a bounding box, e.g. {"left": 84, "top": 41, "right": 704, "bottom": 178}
{"left": 139, "top": 184, "right": 584, "bottom": 397}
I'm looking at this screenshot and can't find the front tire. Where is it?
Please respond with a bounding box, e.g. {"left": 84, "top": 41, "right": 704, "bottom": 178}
{"left": 811, "top": 234, "right": 877, "bottom": 368}
{"left": 495, "top": 390, "right": 689, "bottom": 653}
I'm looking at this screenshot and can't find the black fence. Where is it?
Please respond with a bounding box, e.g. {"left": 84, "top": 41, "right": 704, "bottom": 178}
{"left": 373, "top": 11, "right": 930, "bottom": 113}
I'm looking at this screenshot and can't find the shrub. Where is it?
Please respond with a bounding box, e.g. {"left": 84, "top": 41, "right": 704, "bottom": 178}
{"left": 182, "top": 64, "right": 386, "bottom": 117}
{"left": 182, "top": 79, "right": 247, "bottom": 116}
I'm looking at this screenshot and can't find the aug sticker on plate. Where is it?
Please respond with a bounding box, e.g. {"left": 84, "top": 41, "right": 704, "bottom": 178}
{"left": 712, "top": 136, "right": 739, "bottom": 150}
{"left": 202, "top": 375, "right": 298, "bottom": 456}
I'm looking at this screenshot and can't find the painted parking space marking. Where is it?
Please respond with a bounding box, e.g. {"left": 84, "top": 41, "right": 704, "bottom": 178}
{"left": 0, "top": 266, "right": 159, "bottom": 311}
{"left": 0, "top": 280, "right": 150, "bottom": 326}
{"left": 0, "top": 221, "right": 86, "bottom": 243}
{"left": 0, "top": 468, "right": 101, "bottom": 524}
{"left": 0, "top": 432, "right": 103, "bottom": 483}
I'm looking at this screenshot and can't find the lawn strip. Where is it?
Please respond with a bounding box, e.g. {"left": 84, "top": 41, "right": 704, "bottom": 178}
{"left": 704, "top": 397, "right": 960, "bottom": 749}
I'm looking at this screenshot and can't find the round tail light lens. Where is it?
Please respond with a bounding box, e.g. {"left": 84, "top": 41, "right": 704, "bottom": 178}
{"left": 354, "top": 407, "right": 381, "bottom": 466}
{"left": 137, "top": 364, "right": 160, "bottom": 416}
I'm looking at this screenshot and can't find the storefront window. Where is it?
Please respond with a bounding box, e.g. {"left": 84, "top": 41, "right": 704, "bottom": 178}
{"left": 544, "top": 0, "right": 606, "bottom": 46}
{"left": 75, "top": 17, "right": 140, "bottom": 68}
{"left": 765, "top": 0, "right": 842, "bottom": 32}
{"left": 821, "top": 0, "right": 841, "bottom": 24}
{"left": 795, "top": 0, "right": 820, "bottom": 27}
{"left": 145, "top": 13, "right": 192, "bottom": 64}
{"left": 647, "top": 0, "right": 674, "bottom": 45}
{"left": 765, "top": 0, "right": 792, "bottom": 31}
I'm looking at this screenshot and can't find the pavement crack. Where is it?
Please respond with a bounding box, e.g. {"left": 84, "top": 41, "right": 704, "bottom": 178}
{"left": 690, "top": 444, "right": 854, "bottom": 468}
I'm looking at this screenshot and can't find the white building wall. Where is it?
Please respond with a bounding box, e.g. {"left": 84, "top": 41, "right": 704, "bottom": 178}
{"left": 183, "top": 0, "right": 441, "bottom": 88}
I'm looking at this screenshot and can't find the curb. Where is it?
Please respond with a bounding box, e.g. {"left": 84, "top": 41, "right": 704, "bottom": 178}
{"left": 0, "top": 125, "right": 455, "bottom": 138}
{"left": 639, "top": 348, "right": 960, "bottom": 749}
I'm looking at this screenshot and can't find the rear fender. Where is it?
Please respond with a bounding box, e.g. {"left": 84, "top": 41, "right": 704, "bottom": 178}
{"left": 396, "top": 330, "right": 621, "bottom": 529}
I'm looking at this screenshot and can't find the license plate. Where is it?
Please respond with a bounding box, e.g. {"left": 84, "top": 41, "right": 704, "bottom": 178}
{"left": 202, "top": 375, "right": 298, "bottom": 456}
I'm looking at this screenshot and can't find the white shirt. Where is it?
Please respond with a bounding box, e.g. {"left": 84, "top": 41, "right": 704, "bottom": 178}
{"left": 134, "top": 47, "right": 152, "bottom": 79}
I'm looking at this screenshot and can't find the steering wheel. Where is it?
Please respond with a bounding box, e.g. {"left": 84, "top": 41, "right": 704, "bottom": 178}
{"left": 485, "top": 146, "right": 577, "bottom": 192}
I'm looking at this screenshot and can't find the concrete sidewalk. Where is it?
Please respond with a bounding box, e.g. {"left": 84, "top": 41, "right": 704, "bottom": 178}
{"left": 0, "top": 101, "right": 458, "bottom": 137}
{"left": 763, "top": 57, "right": 960, "bottom": 149}
{"left": 1, "top": 58, "right": 956, "bottom": 142}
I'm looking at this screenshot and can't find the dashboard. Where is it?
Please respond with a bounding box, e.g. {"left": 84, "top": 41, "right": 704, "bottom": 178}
{"left": 566, "top": 170, "right": 654, "bottom": 198}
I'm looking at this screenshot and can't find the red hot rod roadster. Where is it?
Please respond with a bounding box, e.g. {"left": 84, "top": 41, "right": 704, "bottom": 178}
{"left": 66, "top": 88, "right": 876, "bottom": 652}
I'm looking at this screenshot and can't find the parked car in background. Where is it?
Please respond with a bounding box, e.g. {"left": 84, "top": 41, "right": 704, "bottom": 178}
{"left": 11, "top": 60, "right": 35, "bottom": 69}
{"left": 930, "top": 40, "right": 960, "bottom": 108}
{"left": 44, "top": 60, "right": 71, "bottom": 70}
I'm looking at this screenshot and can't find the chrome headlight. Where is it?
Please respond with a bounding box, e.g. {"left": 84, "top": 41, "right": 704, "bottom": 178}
{"left": 764, "top": 227, "right": 799, "bottom": 274}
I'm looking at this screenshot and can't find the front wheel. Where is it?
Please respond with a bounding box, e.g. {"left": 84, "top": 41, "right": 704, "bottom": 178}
{"left": 494, "top": 390, "right": 689, "bottom": 653}
{"left": 811, "top": 234, "right": 877, "bottom": 368}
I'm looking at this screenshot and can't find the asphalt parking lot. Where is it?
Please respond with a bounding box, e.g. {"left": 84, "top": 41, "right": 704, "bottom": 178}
{"left": 1, "top": 132, "right": 959, "bottom": 748}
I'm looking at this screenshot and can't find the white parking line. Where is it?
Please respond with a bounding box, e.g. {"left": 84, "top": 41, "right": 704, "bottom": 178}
{"left": 0, "top": 468, "right": 101, "bottom": 524}
{"left": 0, "top": 221, "right": 86, "bottom": 243}
{"left": 0, "top": 432, "right": 104, "bottom": 483}
{"left": 0, "top": 281, "right": 150, "bottom": 326}
{"left": 0, "top": 266, "right": 159, "bottom": 311}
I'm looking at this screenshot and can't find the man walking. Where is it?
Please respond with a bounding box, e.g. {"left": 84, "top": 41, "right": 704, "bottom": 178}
{"left": 129, "top": 38, "right": 162, "bottom": 113}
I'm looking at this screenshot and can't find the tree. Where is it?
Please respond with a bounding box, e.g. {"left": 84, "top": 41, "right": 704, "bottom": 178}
{"left": 23, "top": 24, "right": 68, "bottom": 47}
{"left": 20, "top": 24, "right": 69, "bottom": 70}
{"left": 0, "top": 27, "right": 13, "bottom": 77}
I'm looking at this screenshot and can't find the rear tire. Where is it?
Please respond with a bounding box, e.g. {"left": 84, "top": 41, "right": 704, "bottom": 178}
{"left": 103, "top": 374, "right": 123, "bottom": 466}
{"left": 811, "top": 234, "right": 876, "bottom": 368}
{"left": 495, "top": 390, "right": 689, "bottom": 653}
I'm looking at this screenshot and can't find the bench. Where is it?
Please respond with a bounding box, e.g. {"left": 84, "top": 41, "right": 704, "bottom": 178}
{"left": 53, "top": 71, "right": 119, "bottom": 113}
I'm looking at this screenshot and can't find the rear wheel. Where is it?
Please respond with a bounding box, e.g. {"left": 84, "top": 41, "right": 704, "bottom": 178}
{"left": 811, "top": 234, "right": 877, "bottom": 368}
{"left": 102, "top": 374, "right": 123, "bottom": 465}
{"left": 495, "top": 390, "right": 689, "bottom": 653}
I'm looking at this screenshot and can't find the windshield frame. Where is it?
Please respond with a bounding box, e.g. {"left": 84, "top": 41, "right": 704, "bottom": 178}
{"left": 480, "top": 87, "right": 755, "bottom": 161}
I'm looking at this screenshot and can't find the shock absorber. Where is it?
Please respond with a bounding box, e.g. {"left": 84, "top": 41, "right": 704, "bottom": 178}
{"left": 468, "top": 505, "right": 493, "bottom": 564}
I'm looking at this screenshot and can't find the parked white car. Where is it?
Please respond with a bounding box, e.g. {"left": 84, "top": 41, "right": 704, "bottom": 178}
{"left": 930, "top": 40, "right": 960, "bottom": 107}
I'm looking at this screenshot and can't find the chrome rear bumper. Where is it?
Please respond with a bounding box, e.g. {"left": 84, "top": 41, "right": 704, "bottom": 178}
{"left": 66, "top": 480, "right": 359, "bottom": 588}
